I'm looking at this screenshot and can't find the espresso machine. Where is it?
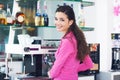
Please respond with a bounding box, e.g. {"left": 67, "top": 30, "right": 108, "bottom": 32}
{"left": 4, "top": 25, "right": 60, "bottom": 80}
{"left": 111, "top": 33, "right": 120, "bottom": 71}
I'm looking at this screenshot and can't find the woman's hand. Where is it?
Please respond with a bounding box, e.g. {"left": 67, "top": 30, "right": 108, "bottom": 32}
{"left": 47, "top": 71, "right": 51, "bottom": 78}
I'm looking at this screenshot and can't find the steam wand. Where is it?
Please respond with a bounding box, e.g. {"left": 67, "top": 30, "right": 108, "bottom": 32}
{"left": 31, "top": 54, "right": 34, "bottom": 66}
{"left": 4, "top": 53, "right": 9, "bottom": 79}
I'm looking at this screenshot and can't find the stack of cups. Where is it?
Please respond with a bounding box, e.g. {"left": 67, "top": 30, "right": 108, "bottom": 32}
{"left": 17, "top": 34, "right": 34, "bottom": 46}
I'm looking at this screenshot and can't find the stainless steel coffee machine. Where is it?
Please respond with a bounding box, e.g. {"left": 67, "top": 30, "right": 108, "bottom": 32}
{"left": 111, "top": 33, "right": 120, "bottom": 71}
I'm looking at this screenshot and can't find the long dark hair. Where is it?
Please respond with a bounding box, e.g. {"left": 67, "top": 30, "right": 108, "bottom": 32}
{"left": 56, "top": 5, "right": 90, "bottom": 61}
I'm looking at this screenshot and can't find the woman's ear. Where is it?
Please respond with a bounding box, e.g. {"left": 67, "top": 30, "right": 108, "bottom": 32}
{"left": 69, "top": 20, "right": 73, "bottom": 26}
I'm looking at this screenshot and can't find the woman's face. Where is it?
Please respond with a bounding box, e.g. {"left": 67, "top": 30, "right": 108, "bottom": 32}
{"left": 54, "top": 12, "right": 73, "bottom": 34}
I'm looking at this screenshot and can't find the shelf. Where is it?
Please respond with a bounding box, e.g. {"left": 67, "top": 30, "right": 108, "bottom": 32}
{"left": 2, "top": 0, "right": 94, "bottom": 8}
{"left": 81, "top": 1, "right": 95, "bottom": 7}
{"left": 0, "top": 25, "right": 94, "bottom": 31}
{"left": 25, "top": 25, "right": 94, "bottom": 31}
{"left": 63, "top": 0, "right": 95, "bottom": 7}
{"left": 34, "top": 26, "right": 94, "bottom": 31}
{"left": 17, "top": 0, "right": 95, "bottom": 8}
{"left": 22, "top": 26, "right": 94, "bottom": 31}
{"left": 47, "top": 0, "right": 94, "bottom": 7}
{"left": 80, "top": 27, "right": 94, "bottom": 31}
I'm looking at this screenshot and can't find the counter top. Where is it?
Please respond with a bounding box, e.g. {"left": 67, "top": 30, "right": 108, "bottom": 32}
{"left": 19, "top": 76, "right": 51, "bottom": 80}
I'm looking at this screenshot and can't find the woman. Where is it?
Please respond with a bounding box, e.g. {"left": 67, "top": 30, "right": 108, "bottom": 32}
{"left": 48, "top": 5, "right": 93, "bottom": 80}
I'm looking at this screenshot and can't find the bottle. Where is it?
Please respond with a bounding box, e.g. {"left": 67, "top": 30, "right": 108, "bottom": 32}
{"left": 0, "top": 3, "right": 7, "bottom": 25}
{"left": 35, "top": 12, "right": 41, "bottom": 26}
{"left": 15, "top": 11, "right": 25, "bottom": 27}
{"left": 40, "top": 14, "right": 44, "bottom": 26}
{"left": 63, "top": 3, "right": 67, "bottom": 6}
{"left": 78, "top": 4, "right": 85, "bottom": 27}
{"left": 35, "top": 0, "right": 44, "bottom": 26}
{"left": 71, "top": 4, "right": 73, "bottom": 8}
{"left": 6, "top": 7, "right": 14, "bottom": 25}
{"left": 43, "top": 0, "right": 49, "bottom": 26}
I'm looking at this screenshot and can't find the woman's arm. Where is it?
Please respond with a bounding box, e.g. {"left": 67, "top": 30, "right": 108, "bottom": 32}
{"left": 77, "top": 55, "right": 94, "bottom": 72}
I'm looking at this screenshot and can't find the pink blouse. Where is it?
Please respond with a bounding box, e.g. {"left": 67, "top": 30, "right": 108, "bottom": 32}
{"left": 49, "top": 32, "right": 93, "bottom": 80}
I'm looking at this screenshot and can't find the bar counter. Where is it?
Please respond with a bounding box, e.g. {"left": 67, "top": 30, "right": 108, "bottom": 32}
{"left": 19, "top": 76, "right": 51, "bottom": 80}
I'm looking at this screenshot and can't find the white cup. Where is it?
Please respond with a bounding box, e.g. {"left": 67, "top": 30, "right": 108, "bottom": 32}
{"left": 17, "top": 34, "right": 34, "bottom": 45}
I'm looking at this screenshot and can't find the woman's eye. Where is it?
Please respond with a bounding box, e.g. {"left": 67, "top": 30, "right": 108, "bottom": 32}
{"left": 55, "top": 17, "right": 58, "bottom": 21}
{"left": 55, "top": 17, "right": 65, "bottom": 22}
{"left": 60, "top": 18, "right": 64, "bottom": 21}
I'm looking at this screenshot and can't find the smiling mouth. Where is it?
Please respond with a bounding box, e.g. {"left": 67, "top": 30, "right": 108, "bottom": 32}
{"left": 56, "top": 26, "right": 62, "bottom": 29}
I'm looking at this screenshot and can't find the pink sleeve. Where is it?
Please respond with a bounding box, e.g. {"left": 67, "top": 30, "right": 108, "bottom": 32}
{"left": 49, "top": 39, "right": 74, "bottom": 78}
{"left": 77, "top": 55, "right": 93, "bottom": 72}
